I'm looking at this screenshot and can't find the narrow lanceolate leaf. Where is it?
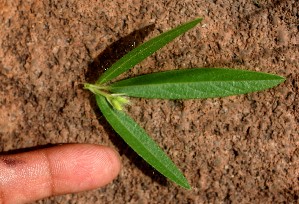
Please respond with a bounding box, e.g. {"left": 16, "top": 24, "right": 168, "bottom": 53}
{"left": 97, "top": 18, "right": 203, "bottom": 84}
{"left": 96, "top": 95, "right": 190, "bottom": 189}
{"left": 108, "top": 68, "right": 285, "bottom": 99}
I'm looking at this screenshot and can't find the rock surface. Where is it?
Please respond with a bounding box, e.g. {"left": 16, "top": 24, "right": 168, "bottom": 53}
{"left": 0, "top": 0, "right": 298, "bottom": 203}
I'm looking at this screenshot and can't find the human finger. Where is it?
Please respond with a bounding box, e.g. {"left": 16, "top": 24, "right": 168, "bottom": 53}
{"left": 0, "top": 144, "right": 121, "bottom": 204}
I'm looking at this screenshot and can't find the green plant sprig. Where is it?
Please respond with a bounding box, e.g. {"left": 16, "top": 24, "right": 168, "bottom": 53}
{"left": 84, "top": 18, "right": 285, "bottom": 189}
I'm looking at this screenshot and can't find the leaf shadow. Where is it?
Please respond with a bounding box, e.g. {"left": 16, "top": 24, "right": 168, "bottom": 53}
{"left": 1, "top": 144, "right": 57, "bottom": 155}
{"left": 85, "top": 23, "right": 169, "bottom": 187}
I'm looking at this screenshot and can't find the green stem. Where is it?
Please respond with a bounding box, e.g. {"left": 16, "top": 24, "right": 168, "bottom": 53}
{"left": 84, "top": 83, "right": 130, "bottom": 111}
{"left": 84, "top": 83, "right": 110, "bottom": 98}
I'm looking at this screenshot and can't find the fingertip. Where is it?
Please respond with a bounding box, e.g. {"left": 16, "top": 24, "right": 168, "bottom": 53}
{"left": 47, "top": 144, "right": 122, "bottom": 193}
{"left": 0, "top": 144, "right": 122, "bottom": 203}
{"left": 101, "top": 145, "right": 122, "bottom": 181}
{"left": 83, "top": 144, "right": 122, "bottom": 188}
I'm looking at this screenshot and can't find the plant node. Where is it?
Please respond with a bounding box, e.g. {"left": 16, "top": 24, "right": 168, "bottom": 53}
{"left": 84, "top": 83, "right": 130, "bottom": 111}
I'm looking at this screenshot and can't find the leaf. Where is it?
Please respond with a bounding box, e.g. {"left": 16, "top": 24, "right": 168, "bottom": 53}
{"left": 107, "top": 68, "right": 285, "bottom": 99}
{"left": 97, "top": 18, "right": 203, "bottom": 84}
{"left": 96, "top": 95, "right": 191, "bottom": 189}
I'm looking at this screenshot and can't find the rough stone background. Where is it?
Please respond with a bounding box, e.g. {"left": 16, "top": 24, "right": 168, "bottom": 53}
{"left": 0, "top": 0, "right": 298, "bottom": 203}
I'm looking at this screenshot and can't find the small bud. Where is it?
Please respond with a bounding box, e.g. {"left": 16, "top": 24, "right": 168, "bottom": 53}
{"left": 115, "top": 96, "right": 129, "bottom": 104}
{"left": 111, "top": 99, "right": 123, "bottom": 110}
{"left": 108, "top": 95, "right": 130, "bottom": 111}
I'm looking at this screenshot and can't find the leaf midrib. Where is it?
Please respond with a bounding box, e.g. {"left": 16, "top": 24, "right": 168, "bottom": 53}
{"left": 110, "top": 78, "right": 282, "bottom": 89}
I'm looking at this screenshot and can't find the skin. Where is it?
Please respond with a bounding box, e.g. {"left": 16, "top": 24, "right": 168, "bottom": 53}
{"left": 0, "top": 144, "right": 121, "bottom": 204}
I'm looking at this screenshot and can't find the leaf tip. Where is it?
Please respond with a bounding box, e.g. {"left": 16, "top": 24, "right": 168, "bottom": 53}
{"left": 271, "top": 74, "right": 286, "bottom": 86}
{"left": 174, "top": 175, "right": 191, "bottom": 189}
{"left": 182, "top": 182, "right": 192, "bottom": 190}
{"left": 278, "top": 75, "right": 286, "bottom": 82}
{"left": 189, "top": 18, "right": 203, "bottom": 27}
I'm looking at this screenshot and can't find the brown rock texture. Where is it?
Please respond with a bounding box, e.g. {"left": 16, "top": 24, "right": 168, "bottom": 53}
{"left": 0, "top": 0, "right": 298, "bottom": 203}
